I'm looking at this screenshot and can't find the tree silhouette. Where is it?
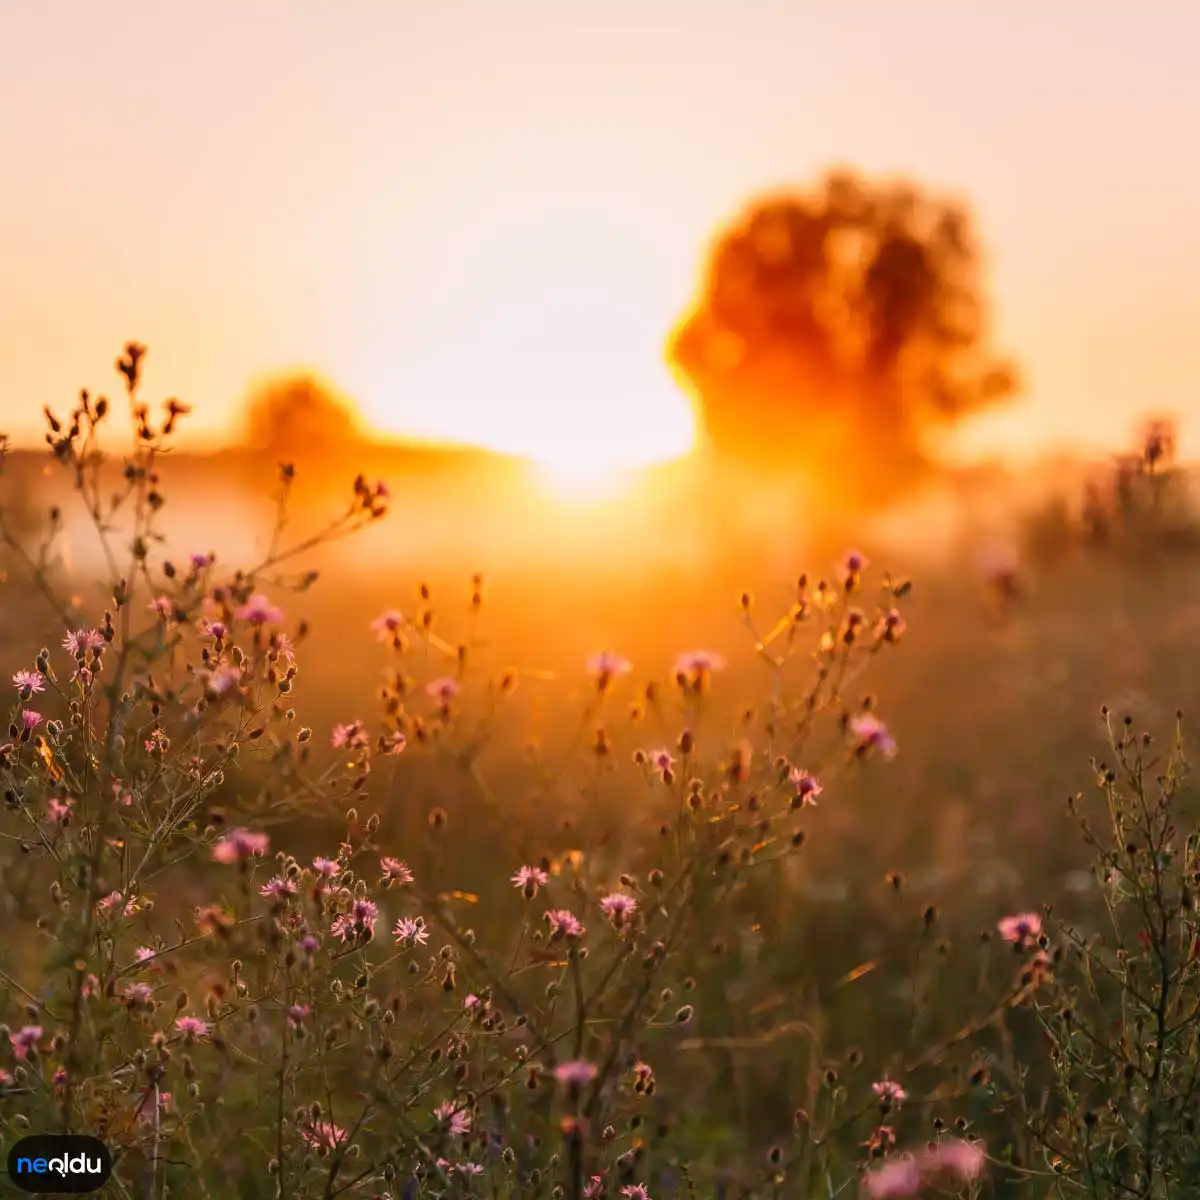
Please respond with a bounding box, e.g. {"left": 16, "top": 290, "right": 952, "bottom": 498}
{"left": 667, "top": 169, "right": 1019, "bottom": 508}
{"left": 239, "top": 373, "right": 364, "bottom": 459}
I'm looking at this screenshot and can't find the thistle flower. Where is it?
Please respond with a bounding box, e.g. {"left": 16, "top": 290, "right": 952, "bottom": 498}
{"left": 872, "top": 1077, "right": 907, "bottom": 1108}
{"left": 849, "top": 712, "right": 897, "bottom": 759}
{"left": 380, "top": 857, "right": 413, "bottom": 885}
{"left": 174, "top": 1016, "right": 209, "bottom": 1043}
{"left": 998, "top": 911, "right": 1043, "bottom": 950}
{"left": 433, "top": 1101, "right": 472, "bottom": 1137}
{"left": 587, "top": 651, "right": 631, "bottom": 691}
{"left": 545, "top": 909, "right": 585, "bottom": 940}
{"left": 789, "top": 768, "right": 822, "bottom": 806}
{"left": 301, "top": 1121, "right": 348, "bottom": 1151}
{"left": 12, "top": 670, "right": 44, "bottom": 696}
{"left": 554, "top": 1059, "right": 598, "bottom": 1089}
{"left": 512, "top": 865, "right": 550, "bottom": 898}
{"left": 211, "top": 828, "right": 270, "bottom": 863}
{"left": 393, "top": 916, "right": 429, "bottom": 947}
{"left": 10, "top": 1025, "right": 43, "bottom": 1061}
{"left": 234, "top": 593, "right": 283, "bottom": 626}
{"left": 599, "top": 892, "right": 638, "bottom": 930}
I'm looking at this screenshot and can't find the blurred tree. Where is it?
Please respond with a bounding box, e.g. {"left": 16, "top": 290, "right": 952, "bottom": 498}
{"left": 667, "top": 168, "right": 1019, "bottom": 509}
{"left": 239, "top": 373, "right": 364, "bottom": 459}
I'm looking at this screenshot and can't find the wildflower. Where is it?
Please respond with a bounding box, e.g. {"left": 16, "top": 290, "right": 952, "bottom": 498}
{"left": 45, "top": 797, "right": 73, "bottom": 825}
{"left": 12, "top": 670, "right": 44, "bottom": 695}
{"left": 511, "top": 864, "right": 550, "bottom": 899}
{"left": 124, "top": 981, "right": 155, "bottom": 1008}
{"left": 260, "top": 876, "right": 299, "bottom": 901}
{"left": 426, "top": 677, "right": 460, "bottom": 702}
{"left": 872, "top": 1078, "right": 908, "bottom": 1109}
{"left": 235, "top": 593, "right": 283, "bottom": 625}
{"left": 189, "top": 552, "right": 213, "bottom": 570}
{"left": 198, "top": 618, "right": 228, "bottom": 640}
{"left": 545, "top": 908, "right": 585, "bottom": 940}
{"left": 620, "top": 1187, "right": 652, "bottom": 1200}
{"left": 840, "top": 550, "right": 868, "bottom": 588}
{"left": 928, "top": 1138, "right": 986, "bottom": 1181}
{"left": 134, "top": 947, "right": 156, "bottom": 963}
{"left": 587, "top": 651, "right": 632, "bottom": 690}
{"left": 20, "top": 710, "right": 42, "bottom": 732}
{"left": 382, "top": 730, "right": 407, "bottom": 755}
{"left": 370, "top": 609, "right": 405, "bottom": 640}
{"left": 271, "top": 631, "right": 296, "bottom": 664}
{"left": 10, "top": 1025, "right": 43, "bottom": 1061}
{"left": 863, "top": 1156, "right": 921, "bottom": 1198}
{"left": 433, "top": 1101, "right": 472, "bottom": 1137}
{"left": 311, "top": 856, "right": 339, "bottom": 877}
{"left": 393, "top": 915, "right": 430, "bottom": 947}
{"left": 789, "top": 767, "right": 822, "bottom": 806}
{"left": 673, "top": 650, "right": 725, "bottom": 691}
{"left": 877, "top": 608, "right": 906, "bottom": 644}
{"left": 63, "top": 629, "right": 105, "bottom": 657}
{"left": 331, "top": 898, "right": 378, "bottom": 942}
{"left": 864, "top": 1125, "right": 897, "bottom": 1155}
{"left": 97, "top": 890, "right": 139, "bottom": 918}
{"left": 380, "top": 857, "right": 413, "bottom": 885}
{"left": 286, "top": 1004, "right": 311, "bottom": 1026}
{"left": 148, "top": 595, "right": 173, "bottom": 618}
{"left": 144, "top": 728, "right": 169, "bottom": 753}
{"left": 647, "top": 748, "right": 675, "bottom": 776}
{"left": 212, "top": 828, "right": 269, "bottom": 863}
{"left": 849, "top": 712, "right": 897, "bottom": 759}
{"left": 204, "top": 664, "right": 242, "bottom": 696}
{"left": 599, "top": 892, "right": 638, "bottom": 930}
{"left": 998, "top": 911, "right": 1043, "bottom": 950}
{"left": 554, "top": 1059, "right": 598, "bottom": 1088}
{"left": 331, "top": 720, "right": 369, "bottom": 749}
{"left": 174, "top": 1016, "right": 209, "bottom": 1043}
{"left": 302, "top": 1121, "right": 348, "bottom": 1151}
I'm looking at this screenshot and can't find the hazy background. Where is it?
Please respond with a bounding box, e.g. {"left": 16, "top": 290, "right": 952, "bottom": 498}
{"left": 3, "top": 1, "right": 1200, "bottom": 467}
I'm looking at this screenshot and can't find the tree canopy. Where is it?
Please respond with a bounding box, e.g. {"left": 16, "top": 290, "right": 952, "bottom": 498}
{"left": 667, "top": 169, "right": 1019, "bottom": 508}
{"left": 239, "top": 373, "right": 364, "bottom": 459}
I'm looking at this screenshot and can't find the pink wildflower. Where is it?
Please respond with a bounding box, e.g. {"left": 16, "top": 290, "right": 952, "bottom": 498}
{"left": 189, "top": 552, "right": 213, "bottom": 570}
{"left": 849, "top": 712, "right": 897, "bottom": 758}
{"left": 370, "top": 609, "right": 405, "bottom": 640}
{"left": 584, "top": 1179, "right": 606, "bottom": 1199}
{"left": 380, "top": 857, "right": 413, "bottom": 884}
{"left": 20, "top": 710, "right": 42, "bottom": 731}
{"left": 331, "top": 898, "right": 378, "bottom": 942}
{"left": 63, "top": 629, "right": 105, "bottom": 657}
{"left": 211, "top": 827, "right": 270, "bottom": 863}
{"left": 587, "top": 650, "right": 632, "bottom": 689}
{"left": 382, "top": 730, "right": 407, "bottom": 755}
{"left": 554, "top": 1060, "right": 598, "bottom": 1088}
{"left": 929, "top": 1138, "right": 986, "bottom": 1181}
{"left": 12, "top": 670, "right": 44, "bottom": 695}
{"left": 789, "top": 767, "right": 822, "bottom": 805}
{"left": 673, "top": 649, "right": 725, "bottom": 683}
{"left": 393, "top": 915, "right": 430, "bottom": 947}
{"left": 620, "top": 1188, "right": 652, "bottom": 1200}
{"left": 46, "top": 797, "right": 74, "bottom": 825}
{"left": 545, "top": 908, "right": 585, "bottom": 940}
{"left": 260, "top": 876, "right": 298, "bottom": 901}
{"left": 998, "top": 911, "right": 1043, "bottom": 950}
{"left": 198, "top": 618, "right": 228, "bottom": 640}
{"left": 311, "top": 856, "right": 339, "bottom": 877}
{"left": 135, "top": 1088, "right": 172, "bottom": 1125}
{"left": 426, "top": 676, "right": 460, "bottom": 702}
{"left": 647, "top": 748, "right": 675, "bottom": 775}
{"left": 511, "top": 864, "right": 550, "bottom": 898}
{"left": 863, "top": 1156, "right": 922, "bottom": 1198}
{"left": 872, "top": 1078, "right": 908, "bottom": 1108}
{"left": 599, "top": 892, "right": 638, "bottom": 930}
{"left": 10, "top": 1025, "right": 43, "bottom": 1061}
{"left": 174, "top": 1015, "right": 209, "bottom": 1043}
{"left": 286, "top": 1004, "right": 311, "bottom": 1026}
{"left": 302, "top": 1121, "right": 347, "bottom": 1151}
{"left": 234, "top": 593, "right": 283, "bottom": 626}
{"left": 134, "top": 947, "right": 156, "bottom": 963}
{"left": 204, "top": 664, "right": 242, "bottom": 696}
{"left": 433, "top": 1101, "right": 472, "bottom": 1137}
{"left": 331, "top": 720, "right": 369, "bottom": 749}
{"left": 148, "top": 595, "right": 172, "bottom": 618}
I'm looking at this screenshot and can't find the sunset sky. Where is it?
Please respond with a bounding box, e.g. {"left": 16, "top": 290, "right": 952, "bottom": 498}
{"left": 3, "top": 2, "right": 1200, "bottom": 470}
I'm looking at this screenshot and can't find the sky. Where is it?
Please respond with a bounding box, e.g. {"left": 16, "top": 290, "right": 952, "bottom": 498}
{"left": 2, "top": 1, "right": 1200, "bottom": 470}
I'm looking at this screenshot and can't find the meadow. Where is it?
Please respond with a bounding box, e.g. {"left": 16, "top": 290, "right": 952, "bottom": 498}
{"left": 1, "top": 351, "right": 1199, "bottom": 1198}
